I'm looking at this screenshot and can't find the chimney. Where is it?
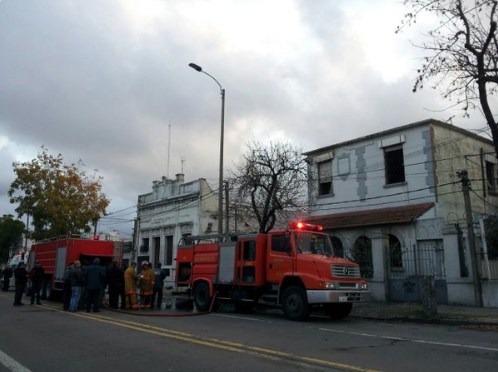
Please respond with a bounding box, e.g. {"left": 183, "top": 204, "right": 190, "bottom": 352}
{"left": 175, "top": 173, "right": 185, "bottom": 185}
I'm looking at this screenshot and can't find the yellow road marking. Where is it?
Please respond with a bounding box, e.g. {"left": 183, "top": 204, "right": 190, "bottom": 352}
{"left": 41, "top": 303, "right": 381, "bottom": 372}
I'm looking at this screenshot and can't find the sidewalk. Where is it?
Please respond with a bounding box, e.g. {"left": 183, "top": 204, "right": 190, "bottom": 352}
{"left": 351, "top": 301, "right": 498, "bottom": 327}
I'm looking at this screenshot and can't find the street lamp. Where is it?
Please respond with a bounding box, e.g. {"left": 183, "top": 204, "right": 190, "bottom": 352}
{"left": 189, "top": 63, "right": 225, "bottom": 236}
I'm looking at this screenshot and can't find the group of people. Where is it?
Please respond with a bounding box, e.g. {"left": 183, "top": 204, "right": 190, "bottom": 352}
{"left": 3, "top": 261, "right": 46, "bottom": 306}
{"left": 124, "top": 261, "right": 167, "bottom": 310}
{"left": 63, "top": 259, "right": 167, "bottom": 312}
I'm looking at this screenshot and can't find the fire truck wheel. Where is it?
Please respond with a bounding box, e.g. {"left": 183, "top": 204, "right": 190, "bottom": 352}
{"left": 323, "top": 303, "right": 352, "bottom": 319}
{"left": 282, "top": 285, "right": 310, "bottom": 321}
{"left": 193, "top": 282, "right": 212, "bottom": 312}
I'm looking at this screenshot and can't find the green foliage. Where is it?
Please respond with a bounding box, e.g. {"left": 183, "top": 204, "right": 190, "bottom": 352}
{"left": 484, "top": 215, "right": 498, "bottom": 259}
{"left": 8, "top": 147, "right": 110, "bottom": 240}
{"left": 0, "top": 215, "right": 25, "bottom": 263}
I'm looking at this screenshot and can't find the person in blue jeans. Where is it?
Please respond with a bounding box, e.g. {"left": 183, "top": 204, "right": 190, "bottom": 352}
{"left": 69, "top": 261, "right": 84, "bottom": 311}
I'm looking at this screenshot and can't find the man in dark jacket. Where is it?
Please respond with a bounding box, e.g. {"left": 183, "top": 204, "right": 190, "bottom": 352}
{"left": 107, "top": 261, "right": 124, "bottom": 309}
{"left": 151, "top": 262, "right": 167, "bottom": 310}
{"left": 13, "top": 262, "right": 28, "bottom": 306}
{"left": 84, "top": 258, "right": 106, "bottom": 312}
{"left": 2, "top": 266, "right": 13, "bottom": 291}
{"left": 69, "top": 261, "right": 84, "bottom": 311}
{"left": 29, "top": 261, "right": 45, "bottom": 305}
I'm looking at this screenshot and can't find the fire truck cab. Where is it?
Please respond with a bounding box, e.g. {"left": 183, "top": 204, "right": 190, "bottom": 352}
{"left": 175, "top": 222, "right": 370, "bottom": 321}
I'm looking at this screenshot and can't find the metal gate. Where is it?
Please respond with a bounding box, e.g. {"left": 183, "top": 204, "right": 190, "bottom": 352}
{"left": 387, "top": 240, "right": 448, "bottom": 304}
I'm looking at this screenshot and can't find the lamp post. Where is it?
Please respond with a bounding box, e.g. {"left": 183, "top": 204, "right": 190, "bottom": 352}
{"left": 189, "top": 63, "right": 225, "bottom": 236}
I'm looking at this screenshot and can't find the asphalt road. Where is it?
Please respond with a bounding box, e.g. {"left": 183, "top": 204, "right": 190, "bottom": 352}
{"left": 1, "top": 292, "right": 497, "bottom": 372}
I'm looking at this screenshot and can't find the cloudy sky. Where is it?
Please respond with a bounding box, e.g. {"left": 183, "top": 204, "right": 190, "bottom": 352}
{"left": 0, "top": 0, "right": 490, "bottom": 238}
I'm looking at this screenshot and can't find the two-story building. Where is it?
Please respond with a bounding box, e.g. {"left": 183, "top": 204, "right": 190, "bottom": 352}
{"left": 135, "top": 174, "right": 218, "bottom": 286}
{"left": 303, "top": 119, "right": 498, "bottom": 307}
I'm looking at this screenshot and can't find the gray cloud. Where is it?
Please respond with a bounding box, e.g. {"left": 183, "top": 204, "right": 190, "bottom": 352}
{"left": 0, "top": 0, "right": 486, "bottom": 236}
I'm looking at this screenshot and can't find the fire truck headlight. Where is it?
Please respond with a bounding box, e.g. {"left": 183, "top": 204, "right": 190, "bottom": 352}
{"left": 359, "top": 283, "right": 368, "bottom": 290}
{"left": 324, "top": 282, "right": 338, "bottom": 289}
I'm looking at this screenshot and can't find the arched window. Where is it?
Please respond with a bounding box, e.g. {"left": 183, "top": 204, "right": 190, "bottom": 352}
{"left": 388, "top": 234, "right": 403, "bottom": 270}
{"left": 353, "top": 236, "right": 373, "bottom": 278}
{"left": 331, "top": 236, "right": 344, "bottom": 258}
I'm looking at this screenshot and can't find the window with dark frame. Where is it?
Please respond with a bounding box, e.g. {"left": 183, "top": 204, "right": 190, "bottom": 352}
{"left": 318, "top": 160, "right": 332, "bottom": 195}
{"left": 486, "top": 161, "right": 496, "bottom": 192}
{"left": 331, "top": 236, "right": 344, "bottom": 258}
{"left": 141, "top": 238, "right": 149, "bottom": 253}
{"left": 271, "top": 234, "right": 290, "bottom": 253}
{"left": 352, "top": 236, "right": 373, "bottom": 278}
{"left": 388, "top": 234, "right": 403, "bottom": 270}
{"left": 384, "top": 145, "right": 405, "bottom": 185}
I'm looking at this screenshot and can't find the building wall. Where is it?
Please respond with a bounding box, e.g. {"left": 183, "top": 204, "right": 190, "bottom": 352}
{"left": 136, "top": 175, "right": 218, "bottom": 285}
{"left": 309, "top": 123, "right": 436, "bottom": 217}
{"left": 432, "top": 124, "right": 498, "bottom": 222}
{"left": 307, "top": 120, "right": 498, "bottom": 307}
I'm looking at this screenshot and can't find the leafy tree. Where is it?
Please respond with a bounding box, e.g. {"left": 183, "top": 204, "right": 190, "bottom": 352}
{"left": 8, "top": 147, "right": 110, "bottom": 240}
{"left": 397, "top": 0, "right": 498, "bottom": 156}
{"left": 228, "top": 140, "right": 308, "bottom": 233}
{"left": 0, "top": 215, "right": 25, "bottom": 263}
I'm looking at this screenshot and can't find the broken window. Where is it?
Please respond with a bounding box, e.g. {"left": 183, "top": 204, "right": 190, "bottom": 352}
{"left": 318, "top": 160, "right": 332, "bottom": 195}
{"left": 384, "top": 145, "right": 405, "bottom": 185}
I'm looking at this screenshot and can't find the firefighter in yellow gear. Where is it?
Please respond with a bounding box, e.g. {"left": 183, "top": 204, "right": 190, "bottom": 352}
{"left": 124, "top": 262, "right": 139, "bottom": 310}
{"left": 138, "top": 262, "right": 154, "bottom": 309}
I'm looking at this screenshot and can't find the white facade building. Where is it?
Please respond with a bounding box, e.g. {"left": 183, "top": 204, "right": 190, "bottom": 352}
{"left": 304, "top": 119, "right": 498, "bottom": 307}
{"left": 135, "top": 174, "right": 218, "bottom": 286}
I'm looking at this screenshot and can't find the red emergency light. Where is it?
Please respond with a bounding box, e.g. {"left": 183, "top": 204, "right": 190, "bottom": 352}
{"left": 288, "top": 221, "right": 323, "bottom": 232}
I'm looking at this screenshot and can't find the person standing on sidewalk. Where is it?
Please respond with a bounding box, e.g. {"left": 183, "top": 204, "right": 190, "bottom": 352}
{"left": 13, "top": 262, "right": 28, "bottom": 306}
{"left": 62, "top": 262, "right": 74, "bottom": 311}
{"left": 69, "top": 261, "right": 84, "bottom": 311}
{"left": 2, "top": 265, "right": 13, "bottom": 292}
{"left": 124, "top": 262, "right": 139, "bottom": 310}
{"left": 138, "top": 262, "right": 154, "bottom": 309}
{"left": 29, "top": 261, "right": 45, "bottom": 305}
{"left": 84, "top": 258, "right": 106, "bottom": 313}
{"left": 151, "top": 262, "right": 167, "bottom": 310}
{"left": 107, "top": 261, "right": 123, "bottom": 309}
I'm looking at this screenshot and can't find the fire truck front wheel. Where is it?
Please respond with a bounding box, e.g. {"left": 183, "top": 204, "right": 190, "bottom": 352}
{"left": 282, "top": 285, "right": 310, "bottom": 321}
{"left": 193, "top": 282, "right": 212, "bottom": 312}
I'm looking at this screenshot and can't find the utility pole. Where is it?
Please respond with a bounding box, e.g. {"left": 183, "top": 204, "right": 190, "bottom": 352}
{"left": 457, "top": 170, "right": 483, "bottom": 307}
{"left": 225, "top": 181, "right": 229, "bottom": 234}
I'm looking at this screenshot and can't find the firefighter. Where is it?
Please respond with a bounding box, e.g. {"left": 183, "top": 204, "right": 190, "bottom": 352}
{"left": 138, "top": 262, "right": 154, "bottom": 309}
{"left": 124, "top": 262, "right": 139, "bottom": 310}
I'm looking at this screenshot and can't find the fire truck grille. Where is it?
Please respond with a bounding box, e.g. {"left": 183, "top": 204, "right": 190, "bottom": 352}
{"left": 331, "top": 265, "right": 360, "bottom": 278}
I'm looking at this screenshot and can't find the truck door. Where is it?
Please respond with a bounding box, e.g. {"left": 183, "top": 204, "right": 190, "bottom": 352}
{"left": 54, "top": 246, "right": 68, "bottom": 288}
{"left": 266, "top": 233, "right": 294, "bottom": 284}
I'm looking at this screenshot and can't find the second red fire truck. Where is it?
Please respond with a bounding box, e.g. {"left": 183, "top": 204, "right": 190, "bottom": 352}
{"left": 28, "top": 237, "right": 123, "bottom": 299}
{"left": 175, "top": 222, "right": 370, "bottom": 320}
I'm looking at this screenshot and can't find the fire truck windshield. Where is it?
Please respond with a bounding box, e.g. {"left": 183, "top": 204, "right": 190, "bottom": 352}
{"left": 294, "top": 232, "right": 333, "bottom": 256}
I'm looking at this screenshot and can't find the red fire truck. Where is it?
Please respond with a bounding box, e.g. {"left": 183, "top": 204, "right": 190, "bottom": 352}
{"left": 28, "top": 237, "right": 123, "bottom": 299}
{"left": 175, "top": 222, "right": 370, "bottom": 320}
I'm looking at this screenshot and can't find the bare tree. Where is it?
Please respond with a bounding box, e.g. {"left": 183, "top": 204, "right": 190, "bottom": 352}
{"left": 228, "top": 140, "right": 308, "bottom": 233}
{"left": 397, "top": 0, "right": 498, "bottom": 155}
